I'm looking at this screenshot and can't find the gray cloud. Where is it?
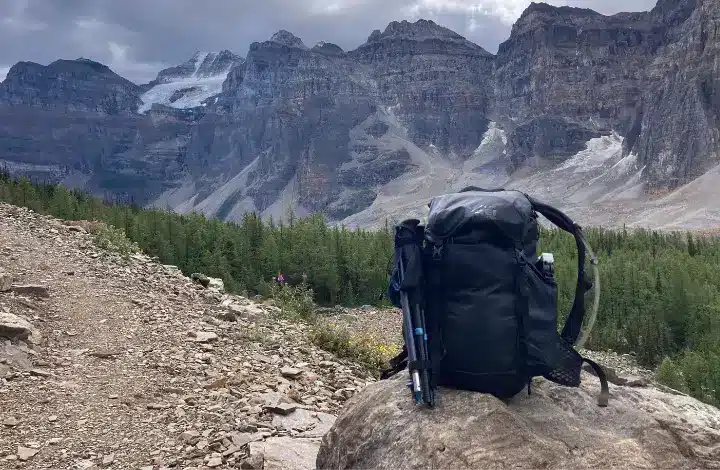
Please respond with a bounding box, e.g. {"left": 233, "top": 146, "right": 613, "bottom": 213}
{"left": 0, "top": 0, "right": 659, "bottom": 84}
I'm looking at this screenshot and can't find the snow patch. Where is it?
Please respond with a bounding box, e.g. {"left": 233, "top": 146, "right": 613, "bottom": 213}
{"left": 192, "top": 52, "right": 210, "bottom": 74}
{"left": 138, "top": 74, "right": 230, "bottom": 113}
{"left": 138, "top": 53, "right": 237, "bottom": 113}
{"left": 466, "top": 121, "right": 507, "bottom": 169}
{"left": 555, "top": 132, "right": 623, "bottom": 174}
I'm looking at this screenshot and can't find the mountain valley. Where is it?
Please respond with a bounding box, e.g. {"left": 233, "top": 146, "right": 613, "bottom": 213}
{"left": 0, "top": 0, "right": 718, "bottom": 230}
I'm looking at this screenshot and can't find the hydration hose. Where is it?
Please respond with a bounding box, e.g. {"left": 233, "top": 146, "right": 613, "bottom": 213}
{"left": 575, "top": 232, "right": 600, "bottom": 350}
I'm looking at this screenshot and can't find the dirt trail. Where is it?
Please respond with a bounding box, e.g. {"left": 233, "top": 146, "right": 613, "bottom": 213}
{"left": 0, "top": 204, "right": 372, "bottom": 469}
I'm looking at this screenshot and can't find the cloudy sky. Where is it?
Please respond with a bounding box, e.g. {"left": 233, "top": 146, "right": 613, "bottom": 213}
{"left": 1, "top": 0, "right": 658, "bottom": 84}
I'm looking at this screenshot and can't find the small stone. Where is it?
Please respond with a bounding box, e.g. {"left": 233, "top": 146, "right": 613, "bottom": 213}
{"left": 0, "top": 311, "right": 37, "bottom": 341}
{"left": 626, "top": 376, "right": 650, "bottom": 387}
{"left": 280, "top": 367, "right": 303, "bottom": 379}
{"left": 102, "top": 453, "right": 115, "bottom": 467}
{"left": 180, "top": 430, "right": 201, "bottom": 444}
{"left": 207, "top": 457, "right": 223, "bottom": 467}
{"left": 265, "top": 403, "right": 297, "bottom": 415}
{"left": 193, "top": 331, "right": 218, "bottom": 343}
{"left": 48, "top": 415, "right": 58, "bottom": 422}
{"left": 30, "top": 368, "right": 52, "bottom": 377}
{"left": 203, "top": 376, "right": 228, "bottom": 390}
{"left": 10, "top": 284, "right": 50, "bottom": 298}
{"left": 223, "top": 445, "right": 242, "bottom": 457}
{"left": 3, "top": 416, "right": 19, "bottom": 427}
{"left": 0, "top": 272, "right": 12, "bottom": 291}
{"left": 215, "top": 309, "right": 237, "bottom": 322}
{"left": 241, "top": 453, "right": 264, "bottom": 469}
{"left": 146, "top": 403, "right": 170, "bottom": 410}
{"left": 17, "top": 446, "right": 39, "bottom": 461}
{"left": 109, "top": 394, "right": 119, "bottom": 399}
{"left": 89, "top": 350, "right": 122, "bottom": 359}
{"left": 190, "top": 273, "right": 210, "bottom": 287}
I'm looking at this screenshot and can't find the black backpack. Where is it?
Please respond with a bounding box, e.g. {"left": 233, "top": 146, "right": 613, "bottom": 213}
{"left": 381, "top": 187, "right": 609, "bottom": 407}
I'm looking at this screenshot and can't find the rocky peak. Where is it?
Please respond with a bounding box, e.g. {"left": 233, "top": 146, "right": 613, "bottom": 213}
{"left": 651, "top": 0, "right": 699, "bottom": 25}
{"left": 356, "top": 18, "right": 491, "bottom": 57}
{"left": 269, "top": 30, "right": 308, "bottom": 49}
{"left": 5, "top": 58, "right": 122, "bottom": 83}
{"left": 363, "top": 17, "right": 492, "bottom": 56}
{"left": 521, "top": 1, "right": 600, "bottom": 18}
{"left": 152, "top": 50, "right": 244, "bottom": 84}
{"left": 195, "top": 50, "right": 244, "bottom": 77}
{"left": 370, "top": 19, "right": 485, "bottom": 48}
{"left": 311, "top": 41, "right": 345, "bottom": 56}
{"left": 0, "top": 58, "right": 140, "bottom": 115}
{"left": 381, "top": 18, "right": 458, "bottom": 39}
{"left": 509, "top": 2, "right": 610, "bottom": 38}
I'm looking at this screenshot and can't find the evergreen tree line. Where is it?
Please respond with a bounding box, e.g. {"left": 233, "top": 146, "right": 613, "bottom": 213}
{"left": 1, "top": 173, "right": 720, "bottom": 406}
{"left": 0, "top": 173, "right": 393, "bottom": 306}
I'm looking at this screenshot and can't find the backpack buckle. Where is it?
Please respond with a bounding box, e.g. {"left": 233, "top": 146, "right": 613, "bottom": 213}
{"left": 431, "top": 244, "right": 444, "bottom": 261}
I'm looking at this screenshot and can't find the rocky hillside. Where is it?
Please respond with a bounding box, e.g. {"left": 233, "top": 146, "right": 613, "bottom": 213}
{"left": 0, "top": 203, "right": 375, "bottom": 469}
{"left": 0, "top": 0, "right": 719, "bottom": 229}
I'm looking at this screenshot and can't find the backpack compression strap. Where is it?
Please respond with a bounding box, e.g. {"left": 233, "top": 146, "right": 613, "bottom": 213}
{"left": 582, "top": 356, "right": 610, "bottom": 407}
{"left": 380, "top": 345, "right": 408, "bottom": 379}
{"left": 525, "top": 195, "right": 587, "bottom": 345}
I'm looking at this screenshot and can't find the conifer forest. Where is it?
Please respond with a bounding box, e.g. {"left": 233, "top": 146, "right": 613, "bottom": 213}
{"left": 1, "top": 173, "right": 719, "bottom": 406}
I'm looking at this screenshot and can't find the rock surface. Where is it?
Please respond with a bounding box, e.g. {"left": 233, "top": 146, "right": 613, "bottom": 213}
{"left": 317, "top": 372, "right": 720, "bottom": 469}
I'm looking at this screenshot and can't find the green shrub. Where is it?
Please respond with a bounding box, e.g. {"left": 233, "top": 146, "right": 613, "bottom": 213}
{"left": 93, "top": 224, "right": 140, "bottom": 257}
{"left": 656, "top": 357, "right": 687, "bottom": 392}
{"left": 270, "top": 281, "right": 316, "bottom": 319}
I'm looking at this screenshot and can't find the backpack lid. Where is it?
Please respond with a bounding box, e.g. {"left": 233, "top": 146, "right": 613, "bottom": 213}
{"left": 425, "top": 188, "right": 535, "bottom": 244}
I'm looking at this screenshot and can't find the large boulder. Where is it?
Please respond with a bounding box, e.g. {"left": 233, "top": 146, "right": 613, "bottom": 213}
{"left": 317, "top": 372, "right": 720, "bottom": 469}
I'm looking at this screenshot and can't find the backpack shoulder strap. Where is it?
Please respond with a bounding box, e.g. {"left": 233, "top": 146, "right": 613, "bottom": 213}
{"left": 524, "top": 194, "right": 588, "bottom": 346}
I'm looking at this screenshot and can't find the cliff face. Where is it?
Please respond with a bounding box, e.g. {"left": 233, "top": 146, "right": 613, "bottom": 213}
{"left": 493, "top": 3, "right": 664, "bottom": 170}
{"left": 633, "top": 0, "right": 720, "bottom": 190}
{"left": 349, "top": 19, "right": 494, "bottom": 158}
{"left": 493, "top": 0, "right": 719, "bottom": 189}
{"left": 0, "top": 0, "right": 718, "bottom": 228}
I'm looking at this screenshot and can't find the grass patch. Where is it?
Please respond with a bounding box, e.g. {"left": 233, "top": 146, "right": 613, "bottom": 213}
{"left": 270, "top": 282, "right": 399, "bottom": 372}
{"left": 309, "top": 323, "right": 400, "bottom": 372}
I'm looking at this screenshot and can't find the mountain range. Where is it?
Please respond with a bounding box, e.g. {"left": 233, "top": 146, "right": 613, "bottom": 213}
{"left": 0, "top": 0, "right": 718, "bottom": 230}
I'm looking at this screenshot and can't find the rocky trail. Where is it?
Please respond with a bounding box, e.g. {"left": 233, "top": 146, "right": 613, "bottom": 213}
{"left": 0, "top": 204, "right": 373, "bottom": 469}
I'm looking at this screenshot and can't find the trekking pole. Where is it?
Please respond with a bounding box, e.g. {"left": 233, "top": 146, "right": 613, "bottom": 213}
{"left": 416, "top": 304, "right": 434, "bottom": 406}
{"left": 398, "top": 255, "right": 423, "bottom": 404}
{"left": 398, "top": 257, "right": 434, "bottom": 406}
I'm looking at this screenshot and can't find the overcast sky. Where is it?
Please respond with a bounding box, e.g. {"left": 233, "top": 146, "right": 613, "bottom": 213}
{"left": 0, "top": 0, "right": 658, "bottom": 84}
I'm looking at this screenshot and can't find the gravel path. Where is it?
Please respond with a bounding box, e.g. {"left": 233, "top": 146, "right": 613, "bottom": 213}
{"left": 0, "top": 204, "right": 373, "bottom": 470}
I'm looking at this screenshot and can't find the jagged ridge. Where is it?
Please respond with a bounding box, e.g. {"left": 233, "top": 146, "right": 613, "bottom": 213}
{"left": 0, "top": 0, "right": 718, "bottom": 231}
